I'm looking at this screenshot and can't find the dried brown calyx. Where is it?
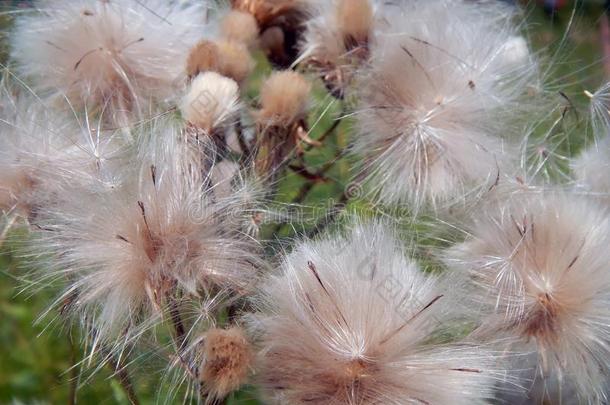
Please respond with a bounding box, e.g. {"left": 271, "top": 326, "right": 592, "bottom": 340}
{"left": 232, "top": 0, "right": 308, "bottom": 68}
{"left": 255, "top": 119, "right": 312, "bottom": 176}
{"left": 522, "top": 292, "right": 562, "bottom": 346}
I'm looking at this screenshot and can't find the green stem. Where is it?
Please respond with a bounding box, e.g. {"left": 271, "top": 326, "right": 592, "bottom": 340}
{"left": 106, "top": 354, "right": 140, "bottom": 405}
{"left": 67, "top": 333, "right": 79, "bottom": 405}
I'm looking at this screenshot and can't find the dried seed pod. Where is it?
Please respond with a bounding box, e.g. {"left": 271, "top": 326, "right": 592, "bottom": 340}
{"left": 200, "top": 327, "right": 252, "bottom": 400}
{"left": 258, "top": 70, "right": 311, "bottom": 126}
{"left": 220, "top": 10, "right": 260, "bottom": 47}
{"left": 254, "top": 70, "right": 312, "bottom": 175}
{"left": 187, "top": 40, "right": 221, "bottom": 79}
{"left": 186, "top": 40, "right": 254, "bottom": 85}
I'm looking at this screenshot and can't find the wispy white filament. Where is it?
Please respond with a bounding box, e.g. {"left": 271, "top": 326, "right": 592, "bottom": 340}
{"left": 251, "top": 222, "right": 502, "bottom": 404}
{"left": 11, "top": 0, "right": 209, "bottom": 117}
{"left": 352, "top": 0, "right": 539, "bottom": 208}
{"left": 446, "top": 191, "right": 610, "bottom": 402}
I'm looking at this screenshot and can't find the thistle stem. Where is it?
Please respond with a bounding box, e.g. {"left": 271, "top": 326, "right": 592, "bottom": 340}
{"left": 311, "top": 107, "right": 345, "bottom": 149}
{"left": 113, "top": 365, "right": 140, "bottom": 405}
{"left": 106, "top": 354, "right": 140, "bottom": 405}
{"left": 67, "top": 332, "right": 79, "bottom": 405}
{"left": 167, "top": 295, "right": 187, "bottom": 350}
{"left": 236, "top": 120, "right": 251, "bottom": 162}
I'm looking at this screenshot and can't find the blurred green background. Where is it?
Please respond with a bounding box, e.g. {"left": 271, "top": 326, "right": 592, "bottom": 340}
{"left": 0, "top": 1, "right": 608, "bottom": 404}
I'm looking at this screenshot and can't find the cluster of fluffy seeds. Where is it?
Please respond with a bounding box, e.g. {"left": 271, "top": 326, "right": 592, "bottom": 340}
{"left": 35, "top": 120, "right": 261, "bottom": 342}
{"left": 199, "top": 326, "right": 253, "bottom": 400}
{"left": 251, "top": 223, "right": 501, "bottom": 405}
{"left": 446, "top": 192, "right": 610, "bottom": 402}
{"left": 352, "top": 0, "right": 538, "bottom": 208}
{"left": 11, "top": 0, "right": 208, "bottom": 120}
{"left": 5, "top": 0, "right": 610, "bottom": 403}
{"left": 0, "top": 79, "right": 128, "bottom": 221}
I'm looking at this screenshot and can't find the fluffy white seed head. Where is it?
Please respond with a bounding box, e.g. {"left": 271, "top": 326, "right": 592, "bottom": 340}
{"left": 0, "top": 79, "right": 126, "bottom": 219}
{"left": 251, "top": 222, "right": 501, "bottom": 405}
{"left": 11, "top": 0, "right": 208, "bottom": 114}
{"left": 181, "top": 72, "right": 240, "bottom": 133}
{"left": 36, "top": 119, "right": 260, "bottom": 343}
{"left": 0, "top": 90, "right": 58, "bottom": 217}
{"left": 352, "top": 0, "right": 538, "bottom": 208}
{"left": 445, "top": 192, "right": 610, "bottom": 402}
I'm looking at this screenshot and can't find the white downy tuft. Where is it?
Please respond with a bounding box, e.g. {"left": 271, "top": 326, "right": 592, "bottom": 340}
{"left": 445, "top": 191, "right": 610, "bottom": 402}
{"left": 352, "top": 0, "right": 539, "bottom": 209}
{"left": 11, "top": 0, "right": 209, "bottom": 117}
{"left": 34, "top": 118, "right": 261, "bottom": 345}
{"left": 251, "top": 222, "right": 502, "bottom": 405}
{"left": 181, "top": 72, "right": 240, "bottom": 133}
